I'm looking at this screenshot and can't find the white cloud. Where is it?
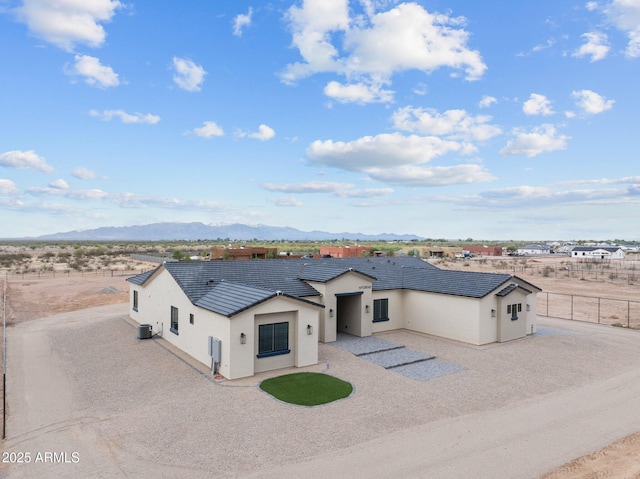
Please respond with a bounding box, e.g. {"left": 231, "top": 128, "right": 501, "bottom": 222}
{"left": 0, "top": 150, "right": 53, "bottom": 173}
{"left": 324, "top": 80, "right": 394, "bottom": 104}
{"left": 500, "top": 124, "right": 570, "bottom": 157}
{"left": 172, "top": 57, "right": 207, "bottom": 92}
{"left": 237, "top": 124, "right": 275, "bottom": 141}
{"left": 573, "top": 31, "right": 610, "bottom": 62}
{"left": 233, "top": 7, "right": 253, "bottom": 37}
{"left": 391, "top": 106, "right": 502, "bottom": 141}
{"left": 562, "top": 175, "right": 640, "bottom": 186}
{"left": 0, "top": 179, "right": 18, "bottom": 195}
{"left": 522, "top": 93, "right": 554, "bottom": 116}
{"left": 250, "top": 124, "right": 275, "bottom": 141}
{"left": 27, "top": 185, "right": 109, "bottom": 200}
{"left": 478, "top": 95, "right": 497, "bottom": 108}
{"left": 268, "top": 196, "right": 303, "bottom": 207}
{"left": 282, "top": 1, "right": 486, "bottom": 103}
{"left": 89, "top": 109, "right": 161, "bottom": 124}
{"left": 531, "top": 38, "right": 556, "bottom": 53}
{"left": 49, "top": 178, "right": 68, "bottom": 189}
{"left": 365, "top": 164, "right": 496, "bottom": 187}
{"left": 307, "top": 133, "right": 464, "bottom": 172}
{"left": 14, "top": 0, "right": 122, "bottom": 51}
{"left": 66, "top": 55, "right": 119, "bottom": 88}
{"left": 262, "top": 180, "right": 393, "bottom": 197}
{"left": 604, "top": 0, "right": 640, "bottom": 57}
{"left": 586, "top": 2, "right": 599, "bottom": 12}
{"left": 305, "top": 132, "right": 494, "bottom": 187}
{"left": 572, "top": 89, "right": 615, "bottom": 114}
{"left": 189, "top": 121, "right": 225, "bottom": 138}
{"left": 72, "top": 167, "right": 101, "bottom": 179}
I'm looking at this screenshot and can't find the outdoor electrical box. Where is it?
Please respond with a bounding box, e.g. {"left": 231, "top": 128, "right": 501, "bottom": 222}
{"left": 208, "top": 336, "right": 221, "bottom": 362}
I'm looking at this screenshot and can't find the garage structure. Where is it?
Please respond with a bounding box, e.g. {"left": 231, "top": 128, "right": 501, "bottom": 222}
{"left": 128, "top": 257, "right": 541, "bottom": 379}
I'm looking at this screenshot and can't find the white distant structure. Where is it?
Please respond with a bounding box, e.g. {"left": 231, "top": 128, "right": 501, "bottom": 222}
{"left": 517, "top": 244, "right": 551, "bottom": 255}
{"left": 570, "top": 246, "right": 625, "bottom": 260}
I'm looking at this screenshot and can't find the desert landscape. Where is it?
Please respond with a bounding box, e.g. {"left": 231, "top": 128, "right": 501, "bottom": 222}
{"left": 1, "top": 244, "right": 639, "bottom": 478}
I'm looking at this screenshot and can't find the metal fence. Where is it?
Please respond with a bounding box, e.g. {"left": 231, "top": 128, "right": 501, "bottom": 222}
{"left": 3, "top": 269, "right": 145, "bottom": 280}
{"left": 537, "top": 292, "right": 640, "bottom": 329}
{"left": 489, "top": 258, "right": 639, "bottom": 285}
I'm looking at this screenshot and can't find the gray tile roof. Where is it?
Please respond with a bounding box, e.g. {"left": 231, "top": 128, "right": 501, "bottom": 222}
{"left": 401, "top": 267, "right": 515, "bottom": 298}
{"left": 127, "top": 256, "right": 539, "bottom": 313}
{"left": 572, "top": 246, "right": 622, "bottom": 252}
{"left": 195, "top": 281, "right": 279, "bottom": 317}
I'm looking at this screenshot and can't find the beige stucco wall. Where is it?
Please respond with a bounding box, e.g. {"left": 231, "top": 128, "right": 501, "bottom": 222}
{"left": 403, "top": 290, "right": 483, "bottom": 344}
{"left": 371, "top": 289, "right": 405, "bottom": 333}
{"left": 496, "top": 289, "right": 530, "bottom": 342}
{"left": 129, "top": 268, "right": 320, "bottom": 380}
{"left": 307, "top": 272, "right": 374, "bottom": 343}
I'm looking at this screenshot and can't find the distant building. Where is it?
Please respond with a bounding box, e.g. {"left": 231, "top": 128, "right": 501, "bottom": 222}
{"left": 463, "top": 245, "right": 503, "bottom": 257}
{"left": 319, "top": 245, "right": 371, "bottom": 258}
{"left": 210, "top": 246, "right": 278, "bottom": 261}
{"left": 517, "top": 245, "right": 551, "bottom": 255}
{"left": 570, "top": 246, "right": 625, "bottom": 260}
{"left": 399, "top": 246, "right": 463, "bottom": 258}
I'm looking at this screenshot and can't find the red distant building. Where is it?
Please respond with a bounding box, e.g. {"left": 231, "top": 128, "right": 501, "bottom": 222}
{"left": 211, "top": 246, "right": 278, "bottom": 260}
{"left": 463, "top": 245, "right": 503, "bottom": 257}
{"left": 319, "top": 245, "right": 371, "bottom": 258}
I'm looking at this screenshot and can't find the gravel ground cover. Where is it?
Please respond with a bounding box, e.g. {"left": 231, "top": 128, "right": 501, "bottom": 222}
{"left": 359, "top": 347, "right": 434, "bottom": 369}
{"left": 332, "top": 333, "right": 404, "bottom": 355}
{"left": 535, "top": 326, "right": 575, "bottom": 337}
{"left": 391, "top": 358, "right": 467, "bottom": 382}
{"left": 5, "top": 306, "right": 640, "bottom": 478}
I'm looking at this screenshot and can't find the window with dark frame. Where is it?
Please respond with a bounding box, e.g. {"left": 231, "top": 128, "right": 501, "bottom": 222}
{"left": 508, "top": 303, "right": 521, "bottom": 320}
{"left": 189, "top": 313, "right": 194, "bottom": 325}
{"left": 133, "top": 290, "right": 138, "bottom": 311}
{"left": 257, "top": 322, "right": 289, "bottom": 357}
{"left": 170, "top": 306, "right": 179, "bottom": 334}
{"left": 373, "top": 298, "right": 389, "bottom": 322}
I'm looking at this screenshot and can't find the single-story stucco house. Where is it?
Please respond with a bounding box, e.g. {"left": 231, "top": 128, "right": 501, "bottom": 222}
{"left": 570, "top": 246, "right": 625, "bottom": 260}
{"left": 127, "top": 257, "right": 541, "bottom": 380}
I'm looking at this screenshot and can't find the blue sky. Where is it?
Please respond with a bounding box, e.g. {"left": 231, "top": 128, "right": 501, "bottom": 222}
{"left": 1, "top": 0, "right": 639, "bottom": 240}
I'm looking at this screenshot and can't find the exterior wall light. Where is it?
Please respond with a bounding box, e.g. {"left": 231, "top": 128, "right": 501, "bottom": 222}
{"left": 307, "top": 324, "right": 313, "bottom": 335}
{"left": 329, "top": 309, "right": 334, "bottom": 317}
{"left": 365, "top": 305, "right": 370, "bottom": 313}
{"left": 240, "top": 332, "right": 246, "bottom": 344}
{"left": 491, "top": 309, "right": 496, "bottom": 317}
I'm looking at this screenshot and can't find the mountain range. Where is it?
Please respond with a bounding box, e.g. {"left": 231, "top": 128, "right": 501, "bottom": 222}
{"left": 35, "top": 222, "right": 423, "bottom": 242}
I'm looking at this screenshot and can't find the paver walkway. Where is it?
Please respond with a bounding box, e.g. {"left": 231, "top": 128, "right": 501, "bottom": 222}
{"left": 333, "top": 333, "right": 465, "bottom": 381}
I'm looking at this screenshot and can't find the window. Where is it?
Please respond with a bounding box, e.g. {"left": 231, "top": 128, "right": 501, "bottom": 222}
{"left": 508, "top": 303, "right": 521, "bottom": 321}
{"left": 170, "top": 306, "right": 179, "bottom": 334}
{"left": 189, "top": 313, "right": 194, "bottom": 325}
{"left": 133, "top": 290, "right": 139, "bottom": 311}
{"left": 373, "top": 298, "right": 389, "bottom": 322}
{"left": 257, "top": 322, "right": 289, "bottom": 357}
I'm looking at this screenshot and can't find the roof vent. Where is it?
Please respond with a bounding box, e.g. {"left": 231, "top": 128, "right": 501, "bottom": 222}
{"left": 348, "top": 267, "right": 354, "bottom": 271}
{"left": 276, "top": 290, "right": 283, "bottom": 295}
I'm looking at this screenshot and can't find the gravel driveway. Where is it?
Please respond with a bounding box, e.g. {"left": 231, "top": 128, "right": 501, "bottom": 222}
{"left": 4, "top": 303, "right": 640, "bottom": 478}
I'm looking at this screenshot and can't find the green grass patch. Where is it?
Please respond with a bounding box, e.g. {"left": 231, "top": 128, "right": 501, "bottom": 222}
{"left": 259, "top": 372, "right": 353, "bottom": 406}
